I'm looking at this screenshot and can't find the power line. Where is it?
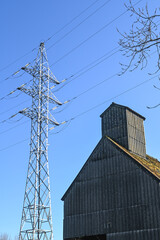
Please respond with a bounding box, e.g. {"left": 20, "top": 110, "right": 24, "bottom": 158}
{"left": 0, "top": 45, "right": 119, "bottom": 123}
{"left": 45, "top": 45, "right": 119, "bottom": 92}
{"left": 0, "top": 72, "right": 126, "bottom": 125}
{"left": 0, "top": 138, "right": 29, "bottom": 152}
{"left": 1, "top": 73, "right": 158, "bottom": 150}
{"left": 0, "top": 120, "right": 29, "bottom": 135}
{"left": 1, "top": 48, "right": 157, "bottom": 121}
{"left": 44, "top": 0, "right": 101, "bottom": 44}
{"left": 50, "top": 0, "right": 142, "bottom": 67}
{"left": 0, "top": 79, "right": 32, "bottom": 102}
{"left": 50, "top": 120, "right": 72, "bottom": 135}
{"left": 0, "top": 35, "right": 117, "bottom": 89}
{"left": 67, "top": 46, "right": 119, "bottom": 77}
{"left": 70, "top": 73, "right": 118, "bottom": 101}
{"left": 51, "top": 72, "right": 118, "bottom": 115}
{"left": 54, "top": 47, "right": 119, "bottom": 93}
{"left": 1, "top": 66, "right": 157, "bottom": 124}
{"left": 0, "top": 46, "right": 119, "bottom": 117}
{"left": 0, "top": 63, "right": 30, "bottom": 85}
{"left": 69, "top": 75, "right": 160, "bottom": 121}
{"left": 0, "top": 99, "right": 30, "bottom": 116}
{"left": 0, "top": 47, "right": 157, "bottom": 121}
{"left": 67, "top": 74, "right": 160, "bottom": 122}
{"left": 6, "top": 115, "right": 24, "bottom": 124}
{"left": 0, "top": 0, "right": 141, "bottom": 85}
{"left": 0, "top": 49, "right": 37, "bottom": 73}
{"left": 0, "top": 0, "right": 101, "bottom": 74}
{"left": 0, "top": 71, "right": 25, "bottom": 85}
{"left": 53, "top": 68, "right": 159, "bottom": 116}
{"left": 0, "top": 112, "right": 20, "bottom": 124}
{"left": 54, "top": 72, "right": 119, "bottom": 114}
{"left": 47, "top": 0, "right": 112, "bottom": 50}
{"left": 0, "top": 0, "right": 114, "bottom": 75}
{"left": 0, "top": 47, "right": 117, "bottom": 118}
{"left": 0, "top": 0, "right": 143, "bottom": 78}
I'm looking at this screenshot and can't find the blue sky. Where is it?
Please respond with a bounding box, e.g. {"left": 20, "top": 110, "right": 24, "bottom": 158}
{"left": 0, "top": 0, "right": 159, "bottom": 239}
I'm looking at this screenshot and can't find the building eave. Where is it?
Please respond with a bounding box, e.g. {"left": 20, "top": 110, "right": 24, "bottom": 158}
{"left": 107, "top": 136, "right": 160, "bottom": 181}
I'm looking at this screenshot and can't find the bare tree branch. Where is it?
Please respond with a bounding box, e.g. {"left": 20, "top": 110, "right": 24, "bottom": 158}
{"left": 118, "top": 0, "right": 160, "bottom": 74}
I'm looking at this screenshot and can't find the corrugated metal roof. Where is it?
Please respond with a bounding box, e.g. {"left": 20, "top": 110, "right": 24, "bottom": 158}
{"left": 107, "top": 136, "right": 160, "bottom": 180}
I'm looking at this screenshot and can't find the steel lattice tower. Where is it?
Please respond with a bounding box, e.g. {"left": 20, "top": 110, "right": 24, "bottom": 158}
{"left": 19, "top": 42, "right": 62, "bottom": 240}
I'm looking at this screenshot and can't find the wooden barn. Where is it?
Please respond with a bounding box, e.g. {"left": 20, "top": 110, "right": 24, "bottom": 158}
{"left": 62, "top": 102, "right": 160, "bottom": 240}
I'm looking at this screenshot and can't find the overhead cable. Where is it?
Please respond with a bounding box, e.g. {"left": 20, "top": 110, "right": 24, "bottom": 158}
{"left": 0, "top": 0, "right": 101, "bottom": 73}
{"left": 54, "top": 47, "right": 119, "bottom": 93}
{"left": 0, "top": 138, "right": 29, "bottom": 152}
{"left": 44, "top": 0, "right": 101, "bottom": 44}
{"left": 0, "top": 99, "right": 30, "bottom": 116}
{"left": 0, "top": 73, "right": 159, "bottom": 150}
{"left": 0, "top": 63, "right": 31, "bottom": 85}
{"left": 67, "top": 74, "right": 160, "bottom": 122}
{"left": 0, "top": 80, "right": 32, "bottom": 102}
{"left": 0, "top": 50, "right": 37, "bottom": 73}
{"left": 0, "top": 120, "right": 29, "bottom": 135}
{"left": 47, "top": 0, "right": 112, "bottom": 50}
{"left": 50, "top": 0, "right": 142, "bottom": 67}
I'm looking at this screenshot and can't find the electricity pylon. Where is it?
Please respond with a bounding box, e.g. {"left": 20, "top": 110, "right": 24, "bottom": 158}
{"left": 19, "top": 42, "right": 62, "bottom": 240}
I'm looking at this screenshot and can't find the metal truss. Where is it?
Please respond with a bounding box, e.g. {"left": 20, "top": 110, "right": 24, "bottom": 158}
{"left": 19, "top": 42, "right": 60, "bottom": 240}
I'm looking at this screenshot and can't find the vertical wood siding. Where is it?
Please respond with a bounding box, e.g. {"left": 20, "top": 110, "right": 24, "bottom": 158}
{"left": 63, "top": 138, "right": 160, "bottom": 239}
{"left": 101, "top": 104, "right": 146, "bottom": 158}
{"left": 62, "top": 104, "right": 159, "bottom": 240}
{"left": 126, "top": 109, "right": 146, "bottom": 158}
{"left": 101, "top": 105, "right": 128, "bottom": 150}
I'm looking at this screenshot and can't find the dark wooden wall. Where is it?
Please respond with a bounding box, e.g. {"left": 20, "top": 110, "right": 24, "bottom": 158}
{"left": 63, "top": 137, "right": 160, "bottom": 240}
{"left": 126, "top": 109, "right": 146, "bottom": 158}
{"left": 101, "top": 104, "right": 128, "bottom": 150}
{"left": 100, "top": 104, "right": 146, "bottom": 158}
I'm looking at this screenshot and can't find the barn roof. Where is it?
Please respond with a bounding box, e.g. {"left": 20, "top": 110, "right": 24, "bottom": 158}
{"left": 62, "top": 136, "right": 160, "bottom": 201}
{"left": 100, "top": 102, "right": 146, "bottom": 120}
{"left": 107, "top": 136, "right": 160, "bottom": 180}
